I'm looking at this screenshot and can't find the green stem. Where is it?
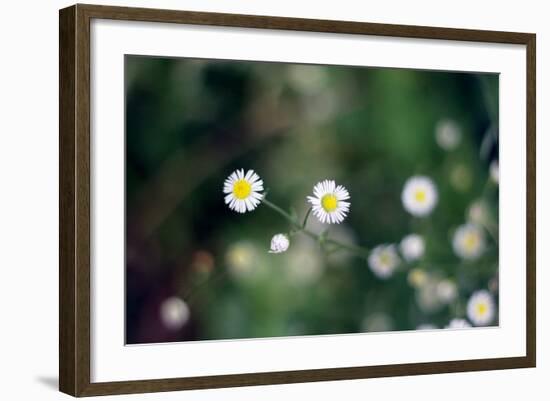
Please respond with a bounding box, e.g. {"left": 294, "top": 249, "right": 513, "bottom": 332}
{"left": 302, "top": 207, "right": 312, "bottom": 229}
{"left": 261, "top": 196, "right": 369, "bottom": 258}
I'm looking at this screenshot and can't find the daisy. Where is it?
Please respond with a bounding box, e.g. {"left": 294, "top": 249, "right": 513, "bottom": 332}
{"left": 452, "top": 223, "right": 485, "bottom": 260}
{"left": 401, "top": 176, "right": 438, "bottom": 217}
{"left": 159, "top": 297, "right": 190, "bottom": 330}
{"left": 307, "top": 180, "right": 350, "bottom": 224}
{"left": 435, "top": 119, "right": 462, "bottom": 151}
{"left": 223, "top": 169, "right": 264, "bottom": 213}
{"left": 269, "top": 234, "right": 290, "bottom": 254}
{"left": 400, "top": 234, "right": 425, "bottom": 262}
{"left": 368, "top": 244, "right": 400, "bottom": 279}
{"left": 467, "top": 290, "right": 495, "bottom": 326}
{"left": 446, "top": 318, "right": 472, "bottom": 329}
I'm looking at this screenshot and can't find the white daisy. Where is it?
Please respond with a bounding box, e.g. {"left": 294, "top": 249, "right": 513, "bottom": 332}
{"left": 467, "top": 290, "right": 495, "bottom": 326}
{"left": 269, "top": 234, "right": 289, "bottom": 254}
{"left": 307, "top": 180, "right": 350, "bottom": 224}
{"left": 452, "top": 223, "right": 485, "bottom": 260}
{"left": 436, "top": 279, "right": 458, "bottom": 304}
{"left": 400, "top": 234, "right": 425, "bottom": 262}
{"left": 223, "top": 169, "right": 264, "bottom": 213}
{"left": 401, "top": 176, "right": 438, "bottom": 217}
{"left": 490, "top": 160, "right": 499, "bottom": 184}
{"left": 435, "top": 119, "right": 462, "bottom": 151}
{"left": 159, "top": 297, "right": 190, "bottom": 330}
{"left": 368, "top": 244, "right": 400, "bottom": 279}
{"left": 446, "top": 318, "right": 472, "bottom": 329}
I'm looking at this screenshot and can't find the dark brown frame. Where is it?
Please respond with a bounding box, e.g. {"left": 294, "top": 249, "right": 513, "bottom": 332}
{"left": 59, "top": 3, "right": 536, "bottom": 397}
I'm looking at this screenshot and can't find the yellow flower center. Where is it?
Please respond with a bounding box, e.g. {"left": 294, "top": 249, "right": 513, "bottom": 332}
{"left": 415, "top": 189, "right": 426, "bottom": 203}
{"left": 476, "top": 302, "right": 487, "bottom": 316}
{"left": 464, "top": 233, "right": 478, "bottom": 250}
{"left": 233, "top": 179, "right": 252, "bottom": 200}
{"left": 380, "top": 253, "right": 391, "bottom": 267}
{"left": 321, "top": 194, "right": 338, "bottom": 212}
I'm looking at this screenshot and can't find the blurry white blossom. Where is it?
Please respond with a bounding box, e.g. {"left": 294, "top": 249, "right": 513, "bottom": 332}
{"left": 160, "top": 297, "right": 190, "bottom": 330}
{"left": 467, "top": 290, "right": 495, "bottom": 326}
{"left": 416, "top": 277, "right": 443, "bottom": 313}
{"left": 361, "top": 313, "right": 394, "bottom": 332}
{"left": 408, "top": 268, "right": 428, "bottom": 288}
{"left": 368, "top": 245, "right": 400, "bottom": 279}
{"left": 284, "top": 237, "right": 324, "bottom": 285}
{"left": 436, "top": 279, "right": 458, "bottom": 304}
{"left": 269, "top": 234, "right": 289, "bottom": 254}
{"left": 490, "top": 160, "right": 499, "bottom": 184}
{"left": 435, "top": 119, "right": 462, "bottom": 150}
{"left": 287, "top": 65, "right": 328, "bottom": 95}
{"left": 399, "top": 234, "right": 425, "bottom": 262}
{"left": 226, "top": 241, "right": 259, "bottom": 279}
{"left": 446, "top": 318, "right": 472, "bottom": 329}
{"left": 401, "top": 176, "right": 438, "bottom": 217}
{"left": 452, "top": 223, "right": 485, "bottom": 260}
{"left": 467, "top": 199, "right": 489, "bottom": 225}
{"left": 417, "top": 324, "right": 438, "bottom": 330}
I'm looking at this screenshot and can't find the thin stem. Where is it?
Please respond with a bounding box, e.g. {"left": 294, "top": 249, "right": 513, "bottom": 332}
{"left": 302, "top": 207, "right": 312, "bottom": 229}
{"left": 261, "top": 196, "right": 369, "bottom": 258}
{"left": 261, "top": 197, "right": 299, "bottom": 227}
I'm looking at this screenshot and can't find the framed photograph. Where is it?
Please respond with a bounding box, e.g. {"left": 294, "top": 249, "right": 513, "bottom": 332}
{"left": 59, "top": 4, "right": 536, "bottom": 397}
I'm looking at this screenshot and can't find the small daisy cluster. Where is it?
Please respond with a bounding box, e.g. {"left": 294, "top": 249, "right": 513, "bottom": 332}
{"left": 223, "top": 169, "right": 351, "bottom": 254}
{"left": 222, "top": 142, "right": 498, "bottom": 331}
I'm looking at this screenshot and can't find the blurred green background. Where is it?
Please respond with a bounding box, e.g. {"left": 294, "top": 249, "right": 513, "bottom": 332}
{"left": 125, "top": 55, "right": 499, "bottom": 344}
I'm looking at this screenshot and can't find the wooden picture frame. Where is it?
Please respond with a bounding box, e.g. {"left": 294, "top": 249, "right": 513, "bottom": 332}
{"left": 59, "top": 3, "right": 536, "bottom": 397}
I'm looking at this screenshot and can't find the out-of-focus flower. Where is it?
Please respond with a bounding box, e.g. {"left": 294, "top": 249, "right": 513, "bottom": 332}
{"left": 436, "top": 279, "right": 458, "bottom": 304}
{"left": 489, "top": 276, "right": 499, "bottom": 293}
{"left": 401, "top": 176, "right": 438, "bottom": 217}
{"left": 416, "top": 277, "right": 443, "bottom": 313}
{"left": 417, "top": 324, "right": 438, "bottom": 330}
{"left": 452, "top": 223, "right": 485, "bottom": 260}
{"left": 287, "top": 65, "right": 328, "bottom": 95}
{"left": 446, "top": 318, "right": 472, "bottom": 329}
{"left": 226, "top": 241, "right": 258, "bottom": 279}
{"left": 490, "top": 160, "right": 499, "bottom": 184}
{"left": 408, "top": 268, "right": 428, "bottom": 288}
{"left": 160, "top": 297, "right": 190, "bottom": 330}
{"left": 435, "top": 119, "right": 462, "bottom": 150}
{"left": 467, "top": 199, "right": 489, "bottom": 225}
{"left": 269, "top": 234, "right": 290, "bottom": 254}
{"left": 307, "top": 179, "right": 350, "bottom": 224}
{"left": 361, "top": 313, "right": 394, "bottom": 332}
{"left": 223, "top": 169, "right": 263, "bottom": 213}
{"left": 284, "top": 237, "right": 323, "bottom": 285}
{"left": 450, "top": 164, "right": 472, "bottom": 192}
{"left": 467, "top": 290, "right": 495, "bottom": 326}
{"left": 368, "top": 245, "right": 400, "bottom": 279}
{"left": 400, "top": 234, "right": 425, "bottom": 262}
